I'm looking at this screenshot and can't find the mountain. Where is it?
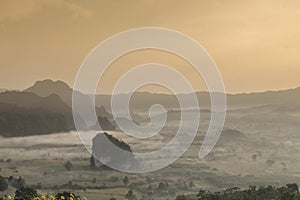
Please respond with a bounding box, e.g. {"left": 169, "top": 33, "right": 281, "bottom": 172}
{"left": 2, "top": 79, "right": 299, "bottom": 137}
{"left": 97, "top": 106, "right": 113, "bottom": 119}
{"left": 24, "top": 79, "right": 180, "bottom": 113}
{"left": 0, "top": 91, "right": 70, "bottom": 113}
{"left": 226, "top": 87, "right": 300, "bottom": 108}
{"left": 25, "top": 79, "right": 113, "bottom": 118}
{"left": 25, "top": 79, "right": 74, "bottom": 106}
{"left": 0, "top": 91, "right": 76, "bottom": 136}
{"left": 24, "top": 79, "right": 300, "bottom": 112}
{"left": 94, "top": 87, "right": 300, "bottom": 112}
{"left": 92, "top": 132, "right": 136, "bottom": 168}
{"left": 0, "top": 90, "right": 115, "bottom": 137}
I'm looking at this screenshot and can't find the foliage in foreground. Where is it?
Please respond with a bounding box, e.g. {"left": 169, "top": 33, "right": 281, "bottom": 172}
{"left": 1, "top": 174, "right": 300, "bottom": 200}
{"left": 2, "top": 187, "right": 87, "bottom": 200}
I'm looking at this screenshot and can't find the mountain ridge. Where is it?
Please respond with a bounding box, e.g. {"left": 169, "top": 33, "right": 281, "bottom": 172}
{"left": 24, "top": 79, "right": 300, "bottom": 111}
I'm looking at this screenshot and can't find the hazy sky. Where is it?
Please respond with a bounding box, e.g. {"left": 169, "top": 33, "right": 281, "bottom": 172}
{"left": 0, "top": 0, "right": 300, "bottom": 94}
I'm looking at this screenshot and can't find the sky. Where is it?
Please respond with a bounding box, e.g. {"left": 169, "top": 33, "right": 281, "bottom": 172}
{"left": 0, "top": 0, "right": 300, "bottom": 94}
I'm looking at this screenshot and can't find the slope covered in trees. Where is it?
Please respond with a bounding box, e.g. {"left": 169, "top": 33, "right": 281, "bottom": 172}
{"left": 0, "top": 91, "right": 115, "bottom": 137}
{"left": 176, "top": 184, "right": 300, "bottom": 200}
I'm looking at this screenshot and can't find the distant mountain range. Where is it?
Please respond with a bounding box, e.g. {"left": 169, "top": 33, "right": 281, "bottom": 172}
{"left": 127, "top": 87, "right": 300, "bottom": 111}
{"left": 24, "top": 79, "right": 300, "bottom": 111}
{"left": 0, "top": 91, "right": 70, "bottom": 113}
{"left": 0, "top": 80, "right": 115, "bottom": 137}
{"left": 1, "top": 79, "right": 299, "bottom": 137}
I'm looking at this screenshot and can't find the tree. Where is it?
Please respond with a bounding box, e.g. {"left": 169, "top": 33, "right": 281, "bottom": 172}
{"left": 146, "top": 176, "right": 151, "bottom": 184}
{"left": 175, "top": 195, "right": 190, "bottom": 200}
{"left": 7, "top": 176, "right": 25, "bottom": 189}
{"left": 125, "top": 190, "right": 136, "bottom": 200}
{"left": 287, "top": 183, "right": 299, "bottom": 194}
{"left": 90, "top": 155, "right": 95, "bottom": 168}
{"left": 158, "top": 182, "right": 167, "bottom": 191}
{"left": 64, "top": 161, "right": 73, "bottom": 171}
{"left": 123, "top": 176, "right": 129, "bottom": 186}
{"left": 92, "top": 177, "right": 96, "bottom": 184}
{"left": 109, "top": 196, "right": 117, "bottom": 200}
{"left": 0, "top": 176, "right": 8, "bottom": 198}
{"left": 110, "top": 176, "right": 119, "bottom": 182}
{"left": 15, "top": 186, "right": 37, "bottom": 200}
{"left": 189, "top": 181, "right": 194, "bottom": 188}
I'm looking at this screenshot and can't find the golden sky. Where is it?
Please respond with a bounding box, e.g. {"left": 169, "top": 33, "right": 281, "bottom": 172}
{"left": 0, "top": 0, "right": 300, "bottom": 94}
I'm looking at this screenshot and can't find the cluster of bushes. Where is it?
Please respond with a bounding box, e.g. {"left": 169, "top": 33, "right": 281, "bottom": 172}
{"left": 7, "top": 176, "right": 26, "bottom": 189}
{"left": 0, "top": 175, "right": 87, "bottom": 200}
{"left": 2, "top": 186, "right": 87, "bottom": 200}
{"left": 175, "top": 183, "right": 300, "bottom": 200}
